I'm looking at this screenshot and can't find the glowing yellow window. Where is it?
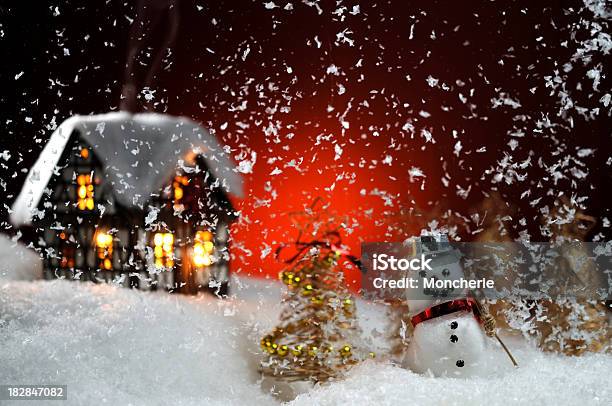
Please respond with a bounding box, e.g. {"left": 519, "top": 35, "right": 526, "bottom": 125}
{"left": 173, "top": 176, "right": 189, "bottom": 205}
{"left": 95, "top": 231, "right": 113, "bottom": 270}
{"left": 77, "top": 173, "right": 95, "bottom": 210}
{"left": 153, "top": 232, "right": 174, "bottom": 268}
{"left": 193, "top": 230, "right": 214, "bottom": 267}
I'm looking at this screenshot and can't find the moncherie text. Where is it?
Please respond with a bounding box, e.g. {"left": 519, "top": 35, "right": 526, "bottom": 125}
{"left": 372, "top": 277, "right": 494, "bottom": 290}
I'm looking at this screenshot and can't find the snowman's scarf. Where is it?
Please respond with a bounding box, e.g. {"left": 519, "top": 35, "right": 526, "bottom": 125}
{"left": 410, "top": 298, "right": 480, "bottom": 327}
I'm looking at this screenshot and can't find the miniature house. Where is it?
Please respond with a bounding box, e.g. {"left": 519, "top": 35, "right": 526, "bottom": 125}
{"left": 10, "top": 112, "right": 243, "bottom": 295}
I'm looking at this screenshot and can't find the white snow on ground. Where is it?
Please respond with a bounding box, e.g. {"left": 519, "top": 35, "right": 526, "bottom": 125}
{"left": 291, "top": 351, "right": 611, "bottom": 406}
{"left": 0, "top": 241, "right": 611, "bottom": 405}
{"left": 0, "top": 279, "right": 278, "bottom": 406}
{"left": 0, "top": 233, "right": 41, "bottom": 281}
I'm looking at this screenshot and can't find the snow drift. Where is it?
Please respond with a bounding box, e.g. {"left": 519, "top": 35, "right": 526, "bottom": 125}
{"left": 0, "top": 237, "right": 610, "bottom": 405}
{"left": 290, "top": 352, "right": 611, "bottom": 406}
{"left": 1, "top": 277, "right": 610, "bottom": 406}
{"left": 0, "top": 233, "right": 42, "bottom": 281}
{"left": 0, "top": 279, "right": 277, "bottom": 406}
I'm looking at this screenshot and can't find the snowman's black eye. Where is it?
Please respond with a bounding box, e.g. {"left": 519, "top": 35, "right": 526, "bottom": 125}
{"left": 450, "top": 321, "right": 458, "bottom": 329}
{"left": 450, "top": 335, "right": 458, "bottom": 343}
{"left": 419, "top": 270, "right": 427, "bottom": 277}
{"left": 442, "top": 268, "right": 450, "bottom": 277}
{"left": 456, "top": 360, "right": 465, "bottom": 367}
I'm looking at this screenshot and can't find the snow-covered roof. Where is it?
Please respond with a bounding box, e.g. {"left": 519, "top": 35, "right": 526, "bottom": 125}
{"left": 10, "top": 112, "right": 244, "bottom": 226}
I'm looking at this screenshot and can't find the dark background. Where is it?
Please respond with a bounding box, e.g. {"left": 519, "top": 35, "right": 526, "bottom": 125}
{"left": 0, "top": 0, "right": 609, "bottom": 283}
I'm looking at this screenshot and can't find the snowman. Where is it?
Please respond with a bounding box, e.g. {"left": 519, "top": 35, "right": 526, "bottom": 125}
{"left": 402, "top": 235, "right": 488, "bottom": 377}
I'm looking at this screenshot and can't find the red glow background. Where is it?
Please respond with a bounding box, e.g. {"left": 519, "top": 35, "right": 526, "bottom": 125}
{"left": 226, "top": 127, "right": 417, "bottom": 289}
{"left": 1, "top": 1, "right": 608, "bottom": 290}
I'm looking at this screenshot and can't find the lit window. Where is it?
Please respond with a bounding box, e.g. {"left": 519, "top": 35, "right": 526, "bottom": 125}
{"left": 193, "top": 230, "right": 214, "bottom": 267}
{"left": 173, "top": 176, "right": 189, "bottom": 205}
{"left": 58, "top": 232, "right": 75, "bottom": 269}
{"left": 95, "top": 231, "right": 113, "bottom": 270}
{"left": 80, "top": 148, "right": 89, "bottom": 159}
{"left": 153, "top": 232, "right": 174, "bottom": 268}
{"left": 77, "top": 173, "right": 95, "bottom": 210}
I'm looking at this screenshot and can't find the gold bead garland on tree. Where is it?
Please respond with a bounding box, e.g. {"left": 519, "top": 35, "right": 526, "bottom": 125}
{"left": 260, "top": 248, "right": 369, "bottom": 382}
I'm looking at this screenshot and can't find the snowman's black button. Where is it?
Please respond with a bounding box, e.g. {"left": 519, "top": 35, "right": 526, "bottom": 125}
{"left": 419, "top": 270, "right": 427, "bottom": 277}
{"left": 442, "top": 268, "right": 450, "bottom": 277}
{"left": 450, "top": 321, "right": 458, "bottom": 329}
{"left": 450, "top": 334, "right": 458, "bottom": 343}
{"left": 456, "top": 360, "right": 465, "bottom": 367}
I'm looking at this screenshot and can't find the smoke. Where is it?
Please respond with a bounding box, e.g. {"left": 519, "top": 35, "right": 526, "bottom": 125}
{"left": 120, "top": 0, "right": 180, "bottom": 112}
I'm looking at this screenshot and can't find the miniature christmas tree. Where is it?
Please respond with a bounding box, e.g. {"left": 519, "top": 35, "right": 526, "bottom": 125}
{"left": 260, "top": 248, "right": 363, "bottom": 381}
{"left": 260, "top": 202, "right": 368, "bottom": 382}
